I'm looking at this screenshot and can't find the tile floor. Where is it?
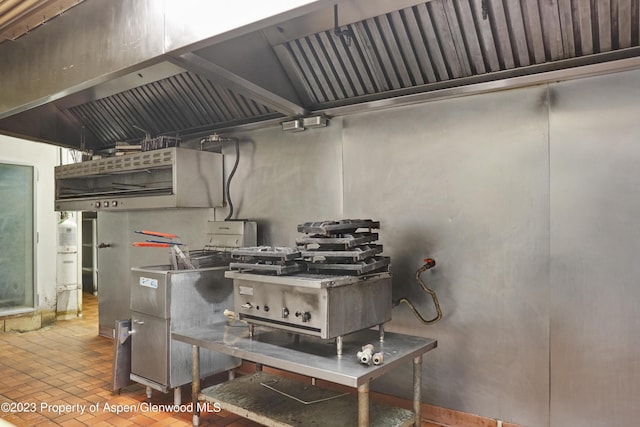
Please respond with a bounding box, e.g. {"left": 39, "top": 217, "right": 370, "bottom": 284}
{"left": 0, "top": 294, "right": 442, "bottom": 427}
{"left": 0, "top": 294, "right": 260, "bottom": 427}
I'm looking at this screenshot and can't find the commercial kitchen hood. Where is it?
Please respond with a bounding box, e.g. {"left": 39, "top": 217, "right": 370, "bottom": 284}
{"left": 2, "top": 0, "right": 640, "bottom": 150}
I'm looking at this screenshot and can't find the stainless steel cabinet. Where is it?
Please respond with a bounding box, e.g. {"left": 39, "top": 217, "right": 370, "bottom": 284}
{"left": 131, "top": 312, "right": 169, "bottom": 385}
{"left": 129, "top": 265, "right": 240, "bottom": 400}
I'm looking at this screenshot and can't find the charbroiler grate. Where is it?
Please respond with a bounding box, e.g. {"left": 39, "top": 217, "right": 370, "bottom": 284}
{"left": 300, "top": 244, "right": 383, "bottom": 261}
{"left": 229, "top": 219, "right": 390, "bottom": 276}
{"left": 296, "top": 232, "right": 379, "bottom": 248}
{"left": 297, "top": 219, "right": 390, "bottom": 275}
{"left": 230, "top": 246, "right": 304, "bottom": 275}
{"left": 305, "top": 256, "right": 390, "bottom": 275}
{"left": 296, "top": 219, "right": 380, "bottom": 236}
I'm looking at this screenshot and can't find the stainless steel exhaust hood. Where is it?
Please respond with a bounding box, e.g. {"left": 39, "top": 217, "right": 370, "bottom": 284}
{"left": 2, "top": 0, "right": 640, "bottom": 150}
{"left": 54, "top": 147, "right": 224, "bottom": 211}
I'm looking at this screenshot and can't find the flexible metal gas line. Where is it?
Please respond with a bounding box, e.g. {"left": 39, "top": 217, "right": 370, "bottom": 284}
{"left": 394, "top": 258, "right": 442, "bottom": 324}
{"left": 224, "top": 138, "right": 240, "bottom": 221}
{"left": 199, "top": 134, "right": 240, "bottom": 221}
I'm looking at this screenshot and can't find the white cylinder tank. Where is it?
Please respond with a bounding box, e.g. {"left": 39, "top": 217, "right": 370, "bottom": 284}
{"left": 56, "top": 216, "right": 79, "bottom": 319}
{"left": 56, "top": 217, "right": 78, "bottom": 285}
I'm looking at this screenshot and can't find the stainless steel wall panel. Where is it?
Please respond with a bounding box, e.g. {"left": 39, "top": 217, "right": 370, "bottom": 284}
{"left": 341, "top": 86, "right": 551, "bottom": 427}
{"left": 549, "top": 69, "right": 640, "bottom": 427}
{"left": 220, "top": 122, "right": 344, "bottom": 246}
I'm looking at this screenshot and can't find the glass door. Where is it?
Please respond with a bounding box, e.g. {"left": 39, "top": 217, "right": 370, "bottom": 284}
{"left": 0, "top": 163, "right": 35, "bottom": 314}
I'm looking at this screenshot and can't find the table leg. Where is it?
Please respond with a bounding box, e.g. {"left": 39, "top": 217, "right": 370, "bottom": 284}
{"left": 192, "top": 345, "right": 200, "bottom": 427}
{"left": 413, "top": 355, "right": 422, "bottom": 427}
{"left": 173, "top": 386, "right": 181, "bottom": 406}
{"left": 358, "top": 382, "right": 369, "bottom": 427}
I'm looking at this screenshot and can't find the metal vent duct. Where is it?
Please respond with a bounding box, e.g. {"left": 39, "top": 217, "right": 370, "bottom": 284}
{"left": 274, "top": 0, "right": 640, "bottom": 109}
{"left": 1, "top": 0, "right": 640, "bottom": 148}
{"left": 67, "top": 72, "right": 281, "bottom": 145}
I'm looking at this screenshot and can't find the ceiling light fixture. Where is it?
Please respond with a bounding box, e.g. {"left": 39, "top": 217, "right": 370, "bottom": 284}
{"left": 281, "top": 115, "right": 328, "bottom": 132}
{"left": 302, "top": 115, "right": 328, "bottom": 128}
{"left": 281, "top": 119, "right": 304, "bottom": 132}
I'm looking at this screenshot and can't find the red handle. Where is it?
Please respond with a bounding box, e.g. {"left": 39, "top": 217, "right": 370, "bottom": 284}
{"left": 135, "top": 230, "right": 178, "bottom": 239}
{"left": 423, "top": 258, "right": 436, "bottom": 269}
{"left": 132, "top": 242, "right": 171, "bottom": 247}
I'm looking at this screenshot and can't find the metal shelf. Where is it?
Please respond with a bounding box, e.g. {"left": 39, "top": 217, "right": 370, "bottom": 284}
{"left": 200, "top": 371, "right": 414, "bottom": 427}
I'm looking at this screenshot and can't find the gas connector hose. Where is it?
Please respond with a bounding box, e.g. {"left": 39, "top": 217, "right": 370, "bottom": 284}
{"left": 357, "top": 344, "right": 375, "bottom": 365}
{"left": 372, "top": 352, "right": 384, "bottom": 365}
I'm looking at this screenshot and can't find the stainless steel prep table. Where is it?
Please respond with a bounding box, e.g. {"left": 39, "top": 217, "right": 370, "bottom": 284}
{"left": 172, "top": 323, "right": 437, "bottom": 426}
